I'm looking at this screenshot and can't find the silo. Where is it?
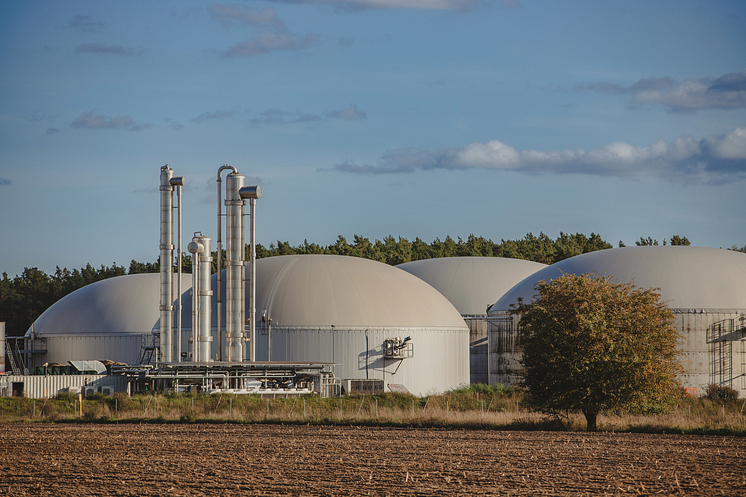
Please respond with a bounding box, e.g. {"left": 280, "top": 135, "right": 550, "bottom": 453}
{"left": 487, "top": 246, "right": 746, "bottom": 395}
{"left": 397, "top": 257, "right": 546, "bottom": 384}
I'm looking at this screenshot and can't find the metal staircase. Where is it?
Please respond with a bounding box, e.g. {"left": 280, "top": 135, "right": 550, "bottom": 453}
{"left": 138, "top": 333, "right": 159, "bottom": 365}
{"left": 707, "top": 315, "right": 746, "bottom": 388}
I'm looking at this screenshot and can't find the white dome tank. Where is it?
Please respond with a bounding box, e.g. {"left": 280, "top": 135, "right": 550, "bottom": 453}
{"left": 487, "top": 246, "right": 746, "bottom": 394}
{"left": 25, "top": 274, "right": 191, "bottom": 365}
{"left": 397, "top": 256, "right": 546, "bottom": 384}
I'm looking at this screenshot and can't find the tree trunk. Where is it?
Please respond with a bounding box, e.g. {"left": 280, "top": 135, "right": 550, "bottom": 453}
{"left": 583, "top": 410, "right": 598, "bottom": 432}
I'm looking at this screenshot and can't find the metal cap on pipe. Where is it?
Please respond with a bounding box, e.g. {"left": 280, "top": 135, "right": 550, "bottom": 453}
{"left": 239, "top": 185, "right": 261, "bottom": 199}
{"left": 170, "top": 176, "right": 185, "bottom": 187}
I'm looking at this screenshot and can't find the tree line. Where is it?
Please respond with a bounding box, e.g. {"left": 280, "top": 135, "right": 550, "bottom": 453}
{"left": 0, "top": 232, "right": 734, "bottom": 338}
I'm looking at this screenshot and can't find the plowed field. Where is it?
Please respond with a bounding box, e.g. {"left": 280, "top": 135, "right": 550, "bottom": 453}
{"left": 0, "top": 423, "right": 743, "bottom": 496}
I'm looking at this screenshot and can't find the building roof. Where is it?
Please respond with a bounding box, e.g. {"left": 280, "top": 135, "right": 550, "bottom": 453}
{"left": 490, "top": 246, "right": 746, "bottom": 312}
{"left": 397, "top": 257, "right": 546, "bottom": 315}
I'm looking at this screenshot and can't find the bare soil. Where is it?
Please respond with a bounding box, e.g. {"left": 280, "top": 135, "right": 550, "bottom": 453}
{"left": 0, "top": 423, "right": 744, "bottom": 496}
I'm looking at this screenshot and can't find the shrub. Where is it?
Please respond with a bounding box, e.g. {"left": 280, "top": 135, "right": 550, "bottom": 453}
{"left": 704, "top": 383, "right": 739, "bottom": 405}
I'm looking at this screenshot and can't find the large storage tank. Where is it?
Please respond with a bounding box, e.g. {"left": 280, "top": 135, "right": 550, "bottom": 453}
{"left": 487, "top": 246, "right": 746, "bottom": 395}
{"left": 23, "top": 274, "right": 191, "bottom": 367}
{"left": 397, "top": 257, "right": 546, "bottom": 384}
{"left": 177, "top": 255, "right": 470, "bottom": 396}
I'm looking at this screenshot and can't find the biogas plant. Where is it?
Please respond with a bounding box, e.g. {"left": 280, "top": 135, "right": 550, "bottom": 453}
{"left": 2, "top": 165, "right": 746, "bottom": 399}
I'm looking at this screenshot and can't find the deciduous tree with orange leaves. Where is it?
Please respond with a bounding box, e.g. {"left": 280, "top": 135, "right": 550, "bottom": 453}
{"left": 512, "top": 273, "right": 683, "bottom": 431}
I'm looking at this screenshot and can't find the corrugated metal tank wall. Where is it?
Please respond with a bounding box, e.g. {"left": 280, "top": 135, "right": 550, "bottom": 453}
{"left": 28, "top": 335, "right": 143, "bottom": 369}
{"left": 463, "top": 317, "right": 489, "bottom": 385}
{"left": 675, "top": 310, "right": 746, "bottom": 394}
{"left": 488, "top": 310, "right": 746, "bottom": 394}
{"left": 256, "top": 326, "right": 469, "bottom": 397}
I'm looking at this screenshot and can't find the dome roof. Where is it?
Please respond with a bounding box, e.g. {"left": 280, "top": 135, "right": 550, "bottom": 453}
{"left": 28, "top": 274, "right": 191, "bottom": 336}
{"left": 490, "top": 246, "right": 746, "bottom": 312}
{"left": 256, "top": 255, "right": 468, "bottom": 328}
{"left": 397, "top": 257, "right": 546, "bottom": 315}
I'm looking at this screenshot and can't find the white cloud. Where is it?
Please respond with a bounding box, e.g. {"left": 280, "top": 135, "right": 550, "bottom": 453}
{"left": 578, "top": 69, "right": 746, "bottom": 112}
{"left": 327, "top": 104, "right": 366, "bottom": 121}
{"left": 705, "top": 127, "right": 746, "bottom": 159}
{"left": 327, "top": 126, "right": 746, "bottom": 184}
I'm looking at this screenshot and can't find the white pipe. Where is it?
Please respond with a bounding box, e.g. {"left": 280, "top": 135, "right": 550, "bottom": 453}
{"left": 175, "top": 182, "right": 183, "bottom": 362}
{"left": 197, "top": 235, "right": 213, "bottom": 362}
{"left": 249, "top": 198, "right": 257, "bottom": 362}
{"left": 159, "top": 165, "right": 174, "bottom": 364}
{"left": 188, "top": 237, "right": 202, "bottom": 362}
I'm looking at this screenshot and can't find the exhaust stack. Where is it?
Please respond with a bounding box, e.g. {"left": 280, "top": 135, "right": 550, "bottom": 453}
{"left": 159, "top": 165, "right": 175, "bottom": 363}
{"left": 225, "top": 172, "right": 246, "bottom": 362}
{"left": 159, "top": 165, "right": 184, "bottom": 364}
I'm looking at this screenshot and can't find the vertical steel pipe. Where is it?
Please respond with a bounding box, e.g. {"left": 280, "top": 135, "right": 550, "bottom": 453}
{"left": 216, "top": 165, "right": 237, "bottom": 362}
{"left": 159, "top": 165, "right": 174, "bottom": 364}
{"left": 239, "top": 185, "right": 261, "bottom": 362}
{"left": 170, "top": 176, "right": 185, "bottom": 362}
{"left": 187, "top": 236, "right": 202, "bottom": 362}
{"left": 197, "top": 235, "right": 213, "bottom": 362}
{"left": 249, "top": 198, "right": 257, "bottom": 362}
{"left": 225, "top": 172, "right": 246, "bottom": 362}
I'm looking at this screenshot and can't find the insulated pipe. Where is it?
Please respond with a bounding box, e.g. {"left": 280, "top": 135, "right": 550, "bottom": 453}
{"left": 225, "top": 172, "right": 246, "bottom": 362}
{"left": 170, "top": 176, "right": 185, "bottom": 362}
{"left": 197, "top": 235, "right": 213, "bottom": 362}
{"left": 187, "top": 236, "right": 203, "bottom": 362}
{"left": 216, "top": 164, "right": 237, "bottom": 362}
{"left": 159, "top": 165, "right": 175, "bottom": 364}
{"left": 239, "top": 185, "right": 261, "bottom": 362}
{"left": 249, "top": 198, "right": 256, "bottom": 362}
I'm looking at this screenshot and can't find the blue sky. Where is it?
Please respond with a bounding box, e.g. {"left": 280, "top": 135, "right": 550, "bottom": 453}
{"left": 1, "top": 0, "right": 745, "bottom": 278}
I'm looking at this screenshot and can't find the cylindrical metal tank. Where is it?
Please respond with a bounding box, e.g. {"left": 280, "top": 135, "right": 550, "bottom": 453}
{"left": 23, "top": 274, "right": 191, "bottom": 367}
{"left": 224, "top": 172, "right": 245, "bottom": 362}
{"left": 396, "top": 257, "right": 547, "bottom": 384}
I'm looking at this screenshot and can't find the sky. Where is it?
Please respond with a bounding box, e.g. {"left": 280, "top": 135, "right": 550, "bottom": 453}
{"left": 1, "top": 0, "right": 745, "bottom": 278}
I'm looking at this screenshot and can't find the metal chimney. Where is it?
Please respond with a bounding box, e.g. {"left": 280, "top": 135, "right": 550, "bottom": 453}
{"left": 159, "top": 165, "right": 175, "bottom": 363}
{"left": 239, "top": 185, "right": 261, "bottom": 362}
{"left": 225, "top": 172, "right": 246, "bottom": 362}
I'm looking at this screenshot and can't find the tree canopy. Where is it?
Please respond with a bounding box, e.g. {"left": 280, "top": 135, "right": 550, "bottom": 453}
{"left": 512, "top": 272, "right": 683, "bottom": 431}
